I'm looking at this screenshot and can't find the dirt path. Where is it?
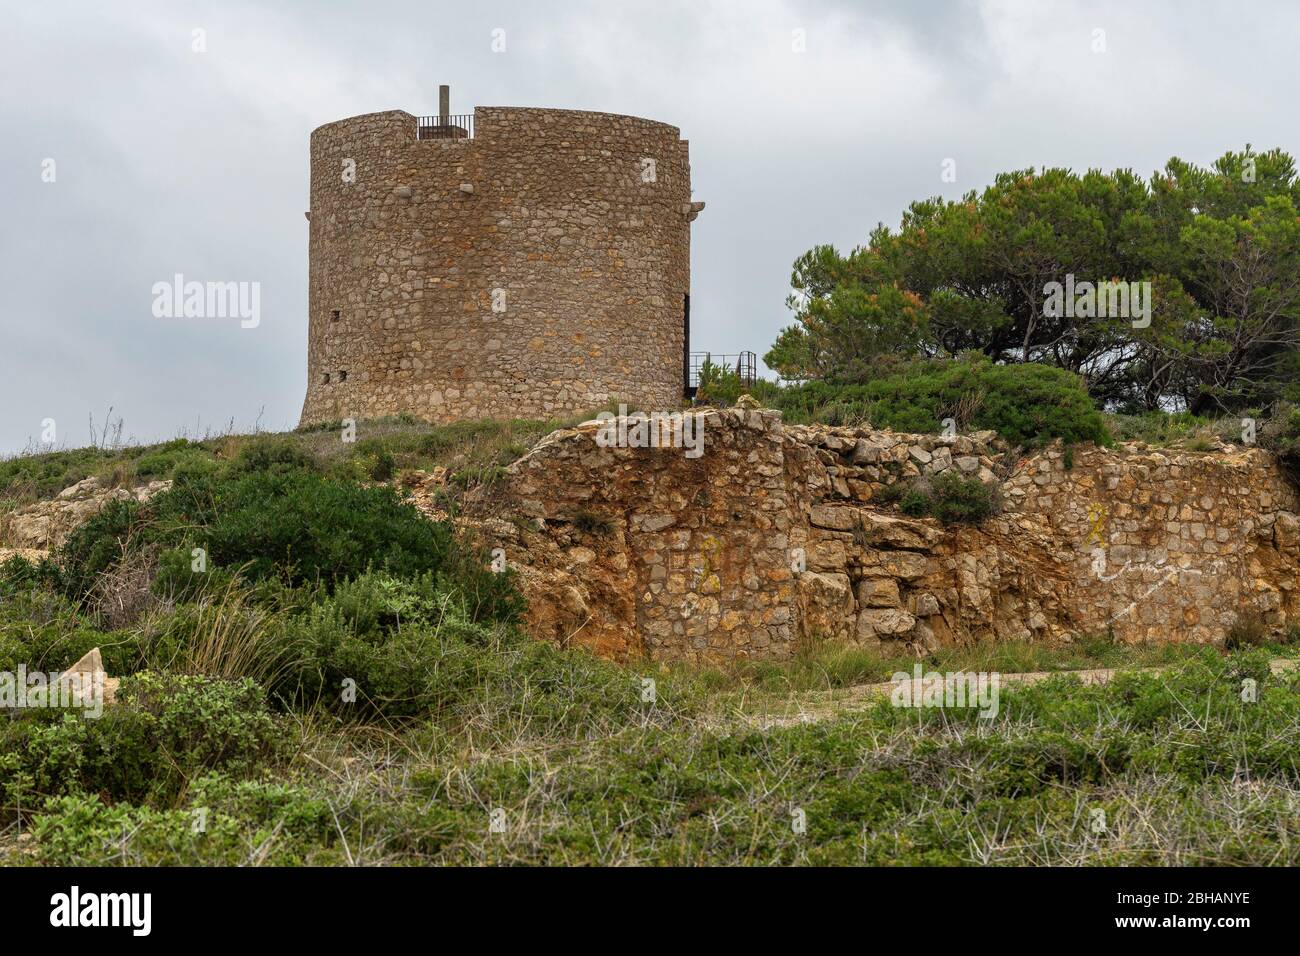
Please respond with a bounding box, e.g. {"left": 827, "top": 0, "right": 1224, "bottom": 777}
{"left": 742, "top": 657, "right": 1300, "bottom": 728}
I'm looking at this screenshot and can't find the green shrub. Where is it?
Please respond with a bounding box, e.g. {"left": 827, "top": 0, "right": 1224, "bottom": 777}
{"left": 53, "top": 438, "right": 524, "bottom": 632}
{"left": 1, "top": 673, "right": 287, "bottom": 810}
{"left": 0, "top": 591, "right": 141, "bottom": 676}
{"left": 1106, "top": 410, "right": 1209, "bottom": 445}
{"left": 227, "top": 436, "right": 319, "bottom": 476}
{"left": 899, "top": 487, "right": 931, "bottom": 517}
{"left": 416, "top": 420, "right": 506, "bottom": 458}
{"left": 270, "top": 582, "right": 660, "bottom": 728}
{"left": 132, "top": 439, "right": 216, "bottom": 480}
{"left": 889, "top": 472, "right": 1000, "bottom": 525}
{"left": 149, "top": 546, "right": 239, "bottom": 602}
{"left": 32, "top": 774, "right": 342, "bottom": 866}
{"left": 53, "top": 497, "right": 145, "bottom": 600}
{"left": 327, "top": 572, "right": 431, "bottom": 633}
{"left": 874, "top": 482, "right": 908, "bottom": 505}
{"left": 692, "top": 361, "right": 785, "bottom": 409}
{"left": 928, "top": 472, "right": 1001, "bottom": 524}
{"left": 772, "top": 358, "right": 1110, "bottom": 447}
{"left": 448, "top": 465, "right": 508, "bottom": 491}
{"left": 0, "top": 555, "right": 60, "bottom": 598}
{"left": 271, "top": 603, "right": 483, "bottom": 718}
{"left": 60, "top": 468, "right": 456, "bottom": 593}
{"left": 326, "top": 437, "right": 400, "bottom": 483}
{"left": 366, "top": 447, "right": 397, "bottom": 481}
{"left": 294, "top": 418, "right": 343, "bottom": 434}
{"left": 0, "top": 447, "right": 113, "bottom": 506}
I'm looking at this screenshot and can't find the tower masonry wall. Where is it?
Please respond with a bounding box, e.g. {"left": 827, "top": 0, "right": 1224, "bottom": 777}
{"left": 300, "top": 106, "right": 696, "bottom": 426}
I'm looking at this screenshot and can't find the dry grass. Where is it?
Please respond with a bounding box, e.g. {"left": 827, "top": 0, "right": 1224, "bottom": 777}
{"left": 143, "top": 577, "right": 294, "bottom": 689}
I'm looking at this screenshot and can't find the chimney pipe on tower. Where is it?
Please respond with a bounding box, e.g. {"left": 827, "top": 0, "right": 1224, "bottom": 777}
{"left": 439, "top": 85, "right": 450, "bottom": 125}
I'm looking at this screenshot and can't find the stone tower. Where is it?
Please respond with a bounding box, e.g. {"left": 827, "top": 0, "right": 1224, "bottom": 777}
{"left": 299, "top": 88, "right": 704, "bottom": 426}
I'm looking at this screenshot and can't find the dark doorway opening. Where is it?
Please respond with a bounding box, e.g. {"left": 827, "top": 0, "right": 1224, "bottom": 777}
{"left": 682, "top": 293, "right": 694, "bottom": 399}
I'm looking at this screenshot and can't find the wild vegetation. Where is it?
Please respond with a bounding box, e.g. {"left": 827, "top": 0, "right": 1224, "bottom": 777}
{"left": 0, "top": 415, "right": 566, "bottom": 515}
{"left": 1, "top": 416, "right": 1299, "bottom": 866}
{"left": 4, "top": 564, "right": 1299, "bottom": 865}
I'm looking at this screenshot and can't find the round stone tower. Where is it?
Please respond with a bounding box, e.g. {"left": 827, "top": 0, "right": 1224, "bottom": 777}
{"left": 299, "top": 90, "right": 704, "bottom": 426}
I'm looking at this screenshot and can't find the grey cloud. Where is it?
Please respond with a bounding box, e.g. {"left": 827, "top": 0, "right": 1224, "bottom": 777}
{"left": 2, "top": 0, "right": 1297, "bottom": 452}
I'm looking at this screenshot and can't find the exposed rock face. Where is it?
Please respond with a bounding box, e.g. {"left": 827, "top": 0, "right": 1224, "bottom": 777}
{"left": 1, "top": 478, "right": 171, "bottom": 552}
{"left": 0, "top": 548, "right": 49, "bottom": 564}
{"left": 490, "top": 407, "right": 797, "bottom": 661}
{"left": 479, "top": 409, "right": 1300, "bottom": 663}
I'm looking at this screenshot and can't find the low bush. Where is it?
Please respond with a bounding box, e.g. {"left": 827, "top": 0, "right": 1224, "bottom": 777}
{"left": 691, "top": 358, "right": 785, "bottom": 408}
{"left": 226, "top": 436, "right": 320, "bottom": 476}
{"left": 60, "top": 468, "right": 456, "bottom": 595}
{"left": 32, "top": 773, "right": 343, "bottom": 866}
{"left": 269, "top": 574, "right": 637, "bottom": 728}
{"left": 1107, "top": 410, "right": 1215, "bottom": 446}
{"left": 131, "top": 438, "right": 217, "bottom": 480}
{"left": 760, "top": 358, "right": 1111, "bottom": 448}
{"left": 890, "top": 472, "right": 1000, "bottom": 525}
{"left": 0, "top": 447, "right": 115, "bottom": 508}
{"left": 0, "top": 581, "right": 142, "bottom": 676}
{"left": 1, "top": 672, "right": 287, "bottom": 810}
{"left": 416, "top": 420, "right": 506, "bottom": 458}
{"left": 0, "top": 554, "right": 60, "bottom": 598}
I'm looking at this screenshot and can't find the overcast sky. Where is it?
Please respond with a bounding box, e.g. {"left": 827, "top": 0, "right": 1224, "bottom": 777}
{"left": 2, "top": 0, "right": 1297, "bottom": 454}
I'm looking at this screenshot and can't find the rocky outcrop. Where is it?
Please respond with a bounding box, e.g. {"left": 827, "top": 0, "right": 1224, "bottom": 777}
{"left": 475, "top": 408, "right": 1300, "bottom": 663}
{"left": 58, "top": 647, "right": 119, "bottom": 708}
{"left": 0, "top": 547, "right": 49, "bottom": 564}
{"left": 1, "top": 477, "right": 170, "bottom": 552}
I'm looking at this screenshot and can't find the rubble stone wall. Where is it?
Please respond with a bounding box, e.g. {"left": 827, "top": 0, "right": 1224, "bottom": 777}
{"left": 487, "top": 410, "right": 1300, "bottom": 663}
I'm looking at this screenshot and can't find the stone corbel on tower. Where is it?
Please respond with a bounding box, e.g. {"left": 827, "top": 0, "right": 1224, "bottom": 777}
{"left": 682, "top": 201, "right": 706, "bottom": 222}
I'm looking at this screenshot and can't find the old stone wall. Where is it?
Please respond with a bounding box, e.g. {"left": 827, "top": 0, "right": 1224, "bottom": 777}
{"left": 499, "top": 407, "right": 801, "bottom": 660}
{"left": 481, "top": 410, "right": 1300, "bottom": 663}
{"left": 299, "top": 107, "right": 696, "bottom": 427}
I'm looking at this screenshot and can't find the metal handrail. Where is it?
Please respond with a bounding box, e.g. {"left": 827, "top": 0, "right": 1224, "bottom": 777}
{"left": 688, "top": 351, "right": 757, "bottom": 389}
{"left": 416, "top": 114, "right": 473, "bottom": 140}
